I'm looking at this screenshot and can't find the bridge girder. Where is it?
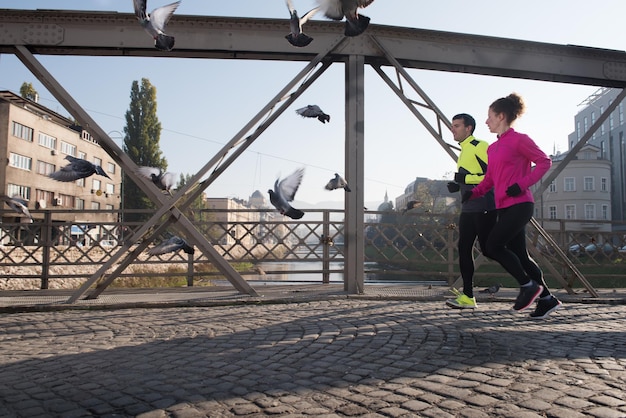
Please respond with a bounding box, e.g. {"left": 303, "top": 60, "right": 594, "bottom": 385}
{"left": 1, "top": 8, "right": 626, "bottom": 87}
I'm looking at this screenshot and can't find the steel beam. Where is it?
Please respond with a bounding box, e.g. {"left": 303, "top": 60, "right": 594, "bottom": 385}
{"left": 1, "top": 9, "right": 626, "bottom": 87}
{"left": 344, "top": 54, "right": 365, "bottom": 294}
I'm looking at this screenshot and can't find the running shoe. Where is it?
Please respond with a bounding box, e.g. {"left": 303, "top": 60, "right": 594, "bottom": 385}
{"left": 529, "top": 295, "right": 562, "bottom": 319}
{"left": 512, "top": 281, "right": 543, "bottom": 311}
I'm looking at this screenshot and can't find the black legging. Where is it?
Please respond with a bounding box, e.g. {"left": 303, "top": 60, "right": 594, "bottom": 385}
{"left": 486, "top": 202, "right": 550, "bottom": 297}
{"left": 458, "top": 210, "right": 497, "bottom": 298}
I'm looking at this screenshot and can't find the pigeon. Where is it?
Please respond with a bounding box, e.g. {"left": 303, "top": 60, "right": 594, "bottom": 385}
{"left": 325, "top": 173, "right": 351, "bottom": 192}
{"left": 137, "top": 166, "right": 177, "bottom": 194}
{"left": 285, "top": 0, "right": 320, "bottom": 47}
{"left": 295, "top": 105, "right": 330, "bottom": 123}
{"left": 49, "top": 155, "right": 111, "bottom": 182}
{"left": 479, "top": 283, "right": 502, "bottom": 296}
{"left": 268, "top": 168, "right": 305, "bottom": 219}
{"left": 147, "top": 235, "right": 194, "bottom": 255}
{"left": 402, "top": 200, "right": 421, "bottom": 214}
{"left": 316, "top": 0, "right": 375, "bottom": 37}
{"left": 133, "top": 0, "right": 181, "bottom": 51}
{"left": 2, "top": 195, "right": 33, "bottom": 222}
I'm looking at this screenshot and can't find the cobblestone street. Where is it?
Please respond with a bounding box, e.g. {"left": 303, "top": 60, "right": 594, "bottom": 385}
{"left": 1, "top": 298, "right": 626, "bottom": 417}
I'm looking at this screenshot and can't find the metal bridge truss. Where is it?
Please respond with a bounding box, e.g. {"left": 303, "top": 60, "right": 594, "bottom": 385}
{"left": 2, "top": 9, "right": 626, "bottom": 300}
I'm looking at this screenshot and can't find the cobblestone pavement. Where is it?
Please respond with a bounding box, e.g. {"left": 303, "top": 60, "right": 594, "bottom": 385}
{"left": 1, "top": 299, "right": 626, "bottom": 417}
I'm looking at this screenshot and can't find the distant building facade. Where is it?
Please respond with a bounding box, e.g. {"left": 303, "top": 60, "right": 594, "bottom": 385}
{"left": 567, "top": 87, "right": 626, "bottom": 222}
{"left": 0, "top": 90, "right": 121, "bottom": 225}
{"left": 534, "top": 145, "right": 612, "bottom": 233}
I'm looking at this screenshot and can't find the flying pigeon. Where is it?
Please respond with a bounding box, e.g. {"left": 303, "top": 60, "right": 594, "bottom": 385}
{"left": 147, "top": 235, "right": 194, "bottom": 256}
{"left": 285, "top": 0, "right": 320, "bottom": 47}
{"left": 133, "top": 0, "right": 181, "bottom": 51}
{"left": 325, "top": 173, "right": 351, "bottom": 192}
{"left": 268, "top": 168, "right": 305, "bottom": 219}
{"left": 316, "top": 0, "right": 375, "bottom": 37}
{"left": 2, "top": 195, "right": 33, "bottom": 222}
{"left": 295, "top": 105, "right": 330, "bottom": 123}
{"left": 137, "top": 166, "right": 177, "bottom": 194}
{"left": 49, "top": 155, "right": 111, "bottom": 182}
{"left": 479, "top": 283, "right": 502, "bottom": 296}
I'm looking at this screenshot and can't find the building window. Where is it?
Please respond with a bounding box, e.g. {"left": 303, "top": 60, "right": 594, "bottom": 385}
{"left": 584, "top": 204, "right": 596, "bottom": 220}
{"left": 57, "top": 194, "right": 74, "bottom": 208}
{"left": 564, "top": 177, "right": 575, "bottom": 192}
{"left": 75, "top": 198, "right": 85, "bottom": 210}
{"left": 9, "top": 153, "right": 32, "bottom": 171}
{"left": 105, "top": 183, "right": 115, "bottom": 194}
{"left": 92, "top": 179, "right": 101, "bottom": 192}
{"left": 78, "top": 151, "right": 86, "bottom": 159}
{"left": 548, "top": 181, "right": 556, "bottom": 193}
{"left": 11, "top": 121, "right": 34, "bottom": 142}
{"left": 60, "top": 141, "right": 77, "bottom": 156}
{"left": 107, "top": 162, "right": 116, "bottom": 174}
{"left": 602, "top": 204, "right": 609, "bottom": 220}
{"left": 36, "top": 161, "right": 56, "bottom": 176}
{"left": 620, "top": 102, "right": 624, "bottom": 125}
{"left": 583, "top": 177, "right": 594, "bottom": 191}
{"left": 76, "top": 178, "right": 85, "bottom": 187}
{"left": 600, "top": 141, "right": 606, "bottom": 158}
{"left": 600, "top": 106, "right": 605, "bottom": 135}
{"left": 91, "top": 201, "right": 100, "bottom": 210}
{"left": 576, "top": 121, "right": 581, "bottom": 140}
{"left": 549, "top": 206, "right": 557, "bottom": 220}
{"left": 35, "top": 189, "right": 54, "bottom": 205}
{"left": 601, "top": 177, "right": 608, "bottom": 192}
{"left": 93, "top": 157, "right": 102, "bottom": 167}
{"left": 7, "top": 184, "right": 31, "bottom": 200}
{"left": 583, "top": 116, "right": 588, "bottom": 134}
{"left": 591, "top": 111, "right": 596, "bottom": 139}
{"left": 610, "top": 111, "right": 614, "bottom": 130}
{"left": 38, "top": 132, "right": 57, "bottom": 150}
{"left": 105, "top": 204, "right": 114, "bottom": 211}
{"left": 565, "top": 204, "right": 576, "bottom": 220}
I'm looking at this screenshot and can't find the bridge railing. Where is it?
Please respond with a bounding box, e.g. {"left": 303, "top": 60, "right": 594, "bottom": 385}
{"left": 1, "top": 208, "right": 625, "bottom": 290}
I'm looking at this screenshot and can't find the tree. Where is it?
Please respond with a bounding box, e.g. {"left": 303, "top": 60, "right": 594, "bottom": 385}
{"left": 122, "top": 78, "right": 167, "bottom": 221}
{"left": 177, "top": 173, "right": 207, "bottom": 219}
{"left": 19, "top": 82, "right": 38, "bottom": 101}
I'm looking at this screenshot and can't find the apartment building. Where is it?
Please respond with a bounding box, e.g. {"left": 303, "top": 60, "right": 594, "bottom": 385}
{"left": 0, "top": 90, "right": 121, "bottom": 225}
{"left": 568, "top": 87, "right": 626, "bottom": 222}
{"left": 534, "top": 144, "right": 612, "bottom": 233}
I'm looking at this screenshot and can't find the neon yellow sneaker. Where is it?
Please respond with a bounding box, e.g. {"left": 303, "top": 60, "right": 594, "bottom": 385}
{"left": 446, "top": 292, "right": 477, "bottom": 309}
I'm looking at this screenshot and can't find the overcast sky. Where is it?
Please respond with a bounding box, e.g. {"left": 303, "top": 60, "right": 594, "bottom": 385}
{"left": 1, "top": 1, "right": 625, "bottom": 207}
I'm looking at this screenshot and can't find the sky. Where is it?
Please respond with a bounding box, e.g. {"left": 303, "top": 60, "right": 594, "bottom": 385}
{"left": 1, "top": 1, "right": 625, "bottom": 208}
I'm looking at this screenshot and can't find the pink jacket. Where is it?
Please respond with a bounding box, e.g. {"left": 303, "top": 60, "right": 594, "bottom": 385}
{"left": 472, "top": 128, "right": 551, "bottom": 209}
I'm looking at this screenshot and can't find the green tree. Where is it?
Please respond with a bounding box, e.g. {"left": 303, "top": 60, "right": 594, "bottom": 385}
{"left": 177, "top": 173, "right": 207, "bottom": 218}
{"left": 19, "top": 82, "right": 38, "bottom": 101}
{"left": 122, "top": 78, "right": 167, "bottom": 222}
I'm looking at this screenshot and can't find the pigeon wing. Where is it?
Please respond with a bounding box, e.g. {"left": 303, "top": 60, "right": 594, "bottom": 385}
{"left": 300, "top": 7, "right": 320, "bottom": 24}
{"left": 317, "top": 0, "right": 344, "bottom": 20}
{"left": 285, "top": 0, "right": 295, "bottom": 13}
{"left": 357, "top": 0, "right": 375, "bottom": 8}
{"left": 147, "top": 236, "right": 182, "bottom": 255}
{"left": 296, "top": 105, "right": 323, "bottom": 118}
{"left": 150, "top": 1, "right": 181, "bottom": 32}
{"left": 278, "top": 168, "right": 304, "bottom": 202}
{"left": 48, "top": 165, "right": 83, "bottom": 182}
{"left": 133, "top": 0, "right": 147, "bottom": 19}
{"left": 137, "top": 166, "right": 162, "bottom": 179}
{"left": 161, "top": 172, "right": 178, "bottom": 190}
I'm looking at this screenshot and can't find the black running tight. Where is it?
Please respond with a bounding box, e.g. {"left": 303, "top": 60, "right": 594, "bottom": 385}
{"left": 486, "top": 202, "right": 550, "bottom": 297}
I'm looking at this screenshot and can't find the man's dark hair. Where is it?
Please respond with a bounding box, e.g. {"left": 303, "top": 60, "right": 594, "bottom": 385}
{"left": 452, "top": 113, "right": 476, "bottom": 134}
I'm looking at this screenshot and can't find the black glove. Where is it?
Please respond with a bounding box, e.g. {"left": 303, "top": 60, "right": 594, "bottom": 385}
{"left": 461, "top": 191, "right": 473, "bottom": 203}
{"left": 506, "top": 183, "right": 522, "bottom": 197}
{"left": 447, "top": 182, "right": 460, "bottom": 193}
{"left": 454, "top": 172, "right": 466, "bottom": 184}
